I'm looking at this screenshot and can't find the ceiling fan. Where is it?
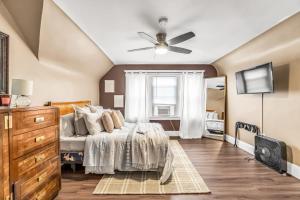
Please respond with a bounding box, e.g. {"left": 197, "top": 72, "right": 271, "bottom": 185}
{"left": 128, "top": 17, "right": 195, "bottom": 55}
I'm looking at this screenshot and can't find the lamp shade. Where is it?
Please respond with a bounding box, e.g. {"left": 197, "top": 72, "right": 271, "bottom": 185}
{"left": 11, "top": 79, "right": 33, "bottom": 96}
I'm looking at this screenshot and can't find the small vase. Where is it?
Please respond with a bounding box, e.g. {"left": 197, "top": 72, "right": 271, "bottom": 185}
{"left": 0, "top": 95, "right": 11, "bottom": 106}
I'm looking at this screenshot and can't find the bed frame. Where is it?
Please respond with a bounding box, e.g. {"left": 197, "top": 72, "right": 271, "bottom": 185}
{"left": 49, "top": 100, "right": 91, "bottom": 116}
{"left": 49, "top": 100, "right": 91, "bottom": 171}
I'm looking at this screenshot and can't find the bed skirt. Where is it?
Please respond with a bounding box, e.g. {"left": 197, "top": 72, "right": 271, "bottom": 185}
{"left": 61, "top": 151, "right": 84, "bottom": 164}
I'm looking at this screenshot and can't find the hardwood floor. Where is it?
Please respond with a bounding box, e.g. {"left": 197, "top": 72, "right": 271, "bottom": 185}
{"left": 56, "top": 138, "right": 300, "bottom": 200}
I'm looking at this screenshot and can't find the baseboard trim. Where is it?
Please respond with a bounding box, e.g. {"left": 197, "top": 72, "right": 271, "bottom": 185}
{"left": 165, "top": 131, "right": 179, "bottom": 137}
{"left": 225, "top": 134, "right": 300, "bottom": 180}
{"left": 225, "top": 134, "right": 254, "bottom": 155}
{"left": 287, "top": 162, "right": 300, "bottom": 180}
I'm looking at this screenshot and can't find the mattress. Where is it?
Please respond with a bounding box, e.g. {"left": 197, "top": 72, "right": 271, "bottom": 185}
{"left": 206, "top": 119, "right": 224, "bottom": 132}
{"left": 60, "top": 136, "right": 86, "bottom": 152}
{"left": 60, "top": 122, "right": 136, "bottom": 152}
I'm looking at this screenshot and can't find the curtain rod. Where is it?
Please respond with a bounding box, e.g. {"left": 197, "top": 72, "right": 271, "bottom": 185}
{"left": 124, "top": 70, "right": 205, "bottom": 73}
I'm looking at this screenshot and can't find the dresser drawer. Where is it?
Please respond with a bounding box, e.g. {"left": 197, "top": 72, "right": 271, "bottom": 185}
{"left": 15, "top": 157, "right": 59, "bottom": 199}
{"left": 12, "top": 143, "right": 58, "bottom": 181}
{"left": 12, "top": 108, "right": 58, "bottom": 135}
{"left": 26, "top": 176, "right": 60, "bottom": 200}
{"left": 12, "top": 126, "right": 58, "bottom": 159}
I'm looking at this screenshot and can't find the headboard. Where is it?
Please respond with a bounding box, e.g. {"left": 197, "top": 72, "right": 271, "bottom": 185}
{"left": 49, "top": 100, "right": 91, "bottom": 116}
{"left": 206, "top": 109, "right": 216, "bottom": 113}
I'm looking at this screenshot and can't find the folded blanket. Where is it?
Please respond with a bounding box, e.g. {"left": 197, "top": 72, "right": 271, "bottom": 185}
{"left": 83, "top": 122, "right": 173, "bottom": 183}
{"left": 83, "top": 133, "right": 116, "bottom": 174}
{"left": 129, "top": 123, "right": 170, "bottom": 170}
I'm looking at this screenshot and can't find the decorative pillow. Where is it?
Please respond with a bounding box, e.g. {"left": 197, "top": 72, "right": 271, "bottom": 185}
{"left": 101, "top": 111, "right": 114, "bottom": 133}
{"left": 88, "top": 105, "right": 104, "bottom": 114}
{"left": 83, "top": 112, "right": 104, "bottom": 135}
{"left": 116, "top": 110, "right": 125, "bottom": 126}
{"left": 213, "top": 112, "right": 218, "bottom": 119}
{"left": 206, "top": 111, "right": 219, "bottom": 120}
{"left": 60, "top": 113, "right": 75, "bottom": 137}
{"left": 111, "top": 110, "right": 122, "bottom": 129}
{"left": 73, "top": 105, "right": 91, "bottom": 136}
{"left": 103, "top": 108, "right": 112, "bottom": 113}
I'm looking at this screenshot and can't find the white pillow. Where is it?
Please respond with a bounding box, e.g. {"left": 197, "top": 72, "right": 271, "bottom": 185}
{"left": 88, "top": 105, "right": 104, "bottom": 114}
{"left": 206, "top": 111, "right": 218, "bottom": 120}
{"left": 212, "top": 112, "right": 219, "bottom": 119}
{"left": 83, "top": 112, "right": 104, "bottom": 135}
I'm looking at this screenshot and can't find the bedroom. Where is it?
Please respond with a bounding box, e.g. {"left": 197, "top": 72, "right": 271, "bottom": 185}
{"left": 0, "top": 0, "right": 299, "bottom": 200}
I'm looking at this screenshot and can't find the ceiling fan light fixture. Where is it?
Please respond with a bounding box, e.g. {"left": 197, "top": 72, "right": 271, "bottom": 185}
{"left": 128, "top": 17, "right": 195, "bottom": 55}
{"left": 155, "top": 45, "right": 168, "bottom": 55}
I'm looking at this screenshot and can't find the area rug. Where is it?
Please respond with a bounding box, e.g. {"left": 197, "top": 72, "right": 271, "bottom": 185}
{"left": 93, "top": 140, "right": 210, "bottom": 194}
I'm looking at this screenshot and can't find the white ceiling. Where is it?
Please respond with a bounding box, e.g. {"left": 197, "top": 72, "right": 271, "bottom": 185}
{"left": 53, "top": 0, "right": 300, "bottom": 65}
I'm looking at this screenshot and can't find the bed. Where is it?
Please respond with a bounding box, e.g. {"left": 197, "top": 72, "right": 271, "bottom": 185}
{"left": 206, "top": 110, "right": 224, "bottom": 134}
{"left": 49, "top": 100, "right": 174, "bottom": 183}
{"left": 50, "top": 100, "right": 91, "bottom": 165}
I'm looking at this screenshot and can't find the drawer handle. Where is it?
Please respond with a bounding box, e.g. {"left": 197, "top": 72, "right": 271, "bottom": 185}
{"left": 35, "top": 154, "right": 46, "bottom": 163}
{"left": 35, "top": 196, "right": 42, "bottom": 200}
{"left": 34, "top": 116, "right": 45, "bottom": 123}
{"left": 37, "top": 173, "right": 46, "bottom": 182}
{"left": 37, "top": 176, "right": 43, "bottom": 182}
{"left": 35, "top": 136, "right": 45, "bottom": 143}
{"left": 35, "top": 190, "right": 46, "bottom": 200}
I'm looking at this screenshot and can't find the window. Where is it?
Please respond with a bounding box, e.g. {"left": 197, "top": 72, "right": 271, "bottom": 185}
{"left": 151, "top": 76, "right": 179, "bottom": 118}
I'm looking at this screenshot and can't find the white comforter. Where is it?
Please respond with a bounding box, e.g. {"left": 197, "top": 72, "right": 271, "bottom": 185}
{"left": 83, "top": 122, "right": 174, "bottom": 183}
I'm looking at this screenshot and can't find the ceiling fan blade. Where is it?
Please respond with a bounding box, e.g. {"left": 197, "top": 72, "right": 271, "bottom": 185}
{"left": 128, "top": 47, "right": 154, "bottom": 52}
{"left": 138, "top": 32, "right": 158, "bottom": 44}
{"left": 168, "top": 46, "right": 192, "bottom": 54}
{"left": 168, "top": 32, "right": 195, "bottom": 45}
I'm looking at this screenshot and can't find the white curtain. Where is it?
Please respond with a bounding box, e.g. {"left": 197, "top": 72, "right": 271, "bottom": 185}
{"left": 125, "top": 72, "right": 149, "bottom": 122}
{"left": 179, "top": 72, "right": 206, "bottom": 139}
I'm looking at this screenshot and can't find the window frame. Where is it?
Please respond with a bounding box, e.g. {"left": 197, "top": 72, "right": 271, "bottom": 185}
{"left": 148, "top": 74, "right": 181, "bottom": 120}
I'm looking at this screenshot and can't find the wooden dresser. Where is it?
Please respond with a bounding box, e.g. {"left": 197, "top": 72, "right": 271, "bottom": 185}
{"left": 1, "top": 106, "right": 60, "bottom": 200}
{"left": 0, "top": 108, "right": 10, "bottom": 200}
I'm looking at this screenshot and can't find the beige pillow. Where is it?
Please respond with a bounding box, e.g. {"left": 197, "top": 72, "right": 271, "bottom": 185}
{"left": 101, "top": 112, "right": 114, "bottom": 133}
{"left": 111, "top": 110, "right": 122, "bottom": 129}
{"left": 116, "top": 110, "right": 125, "bottom": 126}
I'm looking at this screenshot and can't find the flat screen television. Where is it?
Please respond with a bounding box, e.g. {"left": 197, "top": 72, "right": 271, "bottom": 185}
{"left": 235, "top": 62, "right": 274, "bottom": 94}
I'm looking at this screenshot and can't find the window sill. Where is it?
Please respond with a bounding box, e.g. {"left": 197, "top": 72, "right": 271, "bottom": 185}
{"left": 149, "top": 117, "right": 180, "bottom": 121}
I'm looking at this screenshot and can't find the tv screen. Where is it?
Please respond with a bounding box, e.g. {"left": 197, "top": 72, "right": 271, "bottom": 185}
{"left": 235, "top": 63, "right": 274, "bottom": 94}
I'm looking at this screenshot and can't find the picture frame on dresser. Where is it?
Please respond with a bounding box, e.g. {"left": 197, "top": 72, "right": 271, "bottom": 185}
{"left": 0, "top": 31, "right": 9, "bottom": 95}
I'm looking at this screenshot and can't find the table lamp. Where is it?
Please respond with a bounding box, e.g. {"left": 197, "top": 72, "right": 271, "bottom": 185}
{"left": 11, "top": 79, "right": 33, "bottom": 107}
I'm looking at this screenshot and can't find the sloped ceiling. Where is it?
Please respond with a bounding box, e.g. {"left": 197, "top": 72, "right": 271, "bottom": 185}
{"left": 3, "top": 0, "right": 113, "bottom": 79}
{"left": 38, "top": 0, "right": 113, "bottom": 78}
{"left": 52, "top": 0, "right": 300, "bottom": 64}
{"left": 3, "top": 0, "right": 43, "bottom": 57}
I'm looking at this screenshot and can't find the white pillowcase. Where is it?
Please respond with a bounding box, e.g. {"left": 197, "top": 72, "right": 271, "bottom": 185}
{"left": 88, "top": 105, "right": 104, "bottom": 114}
{"left": 206, "top": 111, "right": 218, "bottom": 120}
{"left": 83, "top": 112, "right": 104, "bottom": 135}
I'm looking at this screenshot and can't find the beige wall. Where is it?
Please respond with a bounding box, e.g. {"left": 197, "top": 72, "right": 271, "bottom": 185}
{"left": 214, "top": 12, "right": 300, "bottom": 165}
{"left": 0, "top": 0, "right": 113, "bottom": 106}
